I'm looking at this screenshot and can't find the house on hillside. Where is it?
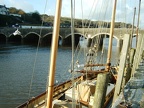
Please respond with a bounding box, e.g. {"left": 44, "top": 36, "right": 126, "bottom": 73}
{"left": 0, "top": 5, "right": 9, "bottom": 15}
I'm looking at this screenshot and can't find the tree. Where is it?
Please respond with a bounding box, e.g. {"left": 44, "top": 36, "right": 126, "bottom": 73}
{"left": 9, "top": 7, "right": 17, "bottom": 14}
{"left": 18, "top": 9, "right": 25, "bottom": 15}
{"left": 32, "top": 11, "right": 41, "bottom": 23}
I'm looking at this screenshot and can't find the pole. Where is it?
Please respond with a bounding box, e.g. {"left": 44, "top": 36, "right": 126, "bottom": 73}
{"left": 92, "top": 73, "right": 109, "bottom": 108}
{"left": 46, "top": 0, "right": 62, "bottom": 108}
{"left": 136, "top": 0, "right": 141, "bottom": 46}
{"left": 130, "top": 7, "right": 136, "bottom": 48}
{"left": 71, "top": 0, "right": 76, "bottom": 107}
{"left": 106, "top": 0, "right": 117, "bottom": 71}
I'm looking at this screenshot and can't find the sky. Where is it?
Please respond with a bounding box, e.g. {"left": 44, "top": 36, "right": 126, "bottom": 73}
{"left": 0, "top": 0, "right": 144, "bottom": 28}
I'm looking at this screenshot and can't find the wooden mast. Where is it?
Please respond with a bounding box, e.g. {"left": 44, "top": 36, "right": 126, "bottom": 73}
{"left": 92, "top": 0, "right": 117, "bottom": 107}
{"left": 130, "top": 7, "right": 136, "bottom": 48}
{"left": 70, "top": 0, "right": 76, "bottom": 108}
{"left": 106, "top": 0, "right": 117, "bottom": 71}
{"left": 136, "top": 0, "right": 141, "bottom": 46}
{"left": 46, "top": 0, "right": 62, "bottom": 108}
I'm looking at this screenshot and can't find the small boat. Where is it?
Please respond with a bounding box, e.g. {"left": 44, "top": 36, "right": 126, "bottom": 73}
{"left": 13, "top": 29, "right": 21, "bottom": 36}
{"left": 17, "top": 0, "right": 119, "bottom": 108}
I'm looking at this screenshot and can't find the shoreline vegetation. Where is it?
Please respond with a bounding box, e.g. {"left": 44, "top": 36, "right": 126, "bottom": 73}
{"left": 0, "top": 7, "right": 134, "bottom": 28}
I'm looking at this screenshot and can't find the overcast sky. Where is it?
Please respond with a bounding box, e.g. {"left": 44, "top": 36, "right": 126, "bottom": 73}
{"left": 0, "top": 0, "right": 144, "bottom": 28}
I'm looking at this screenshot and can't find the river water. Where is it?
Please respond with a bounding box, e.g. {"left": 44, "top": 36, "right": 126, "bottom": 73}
{"left": 0, "top": 37, "right": 135, "bottom": 108}
{"left": 0, "top": 43, "right": 73, "bottom": 108}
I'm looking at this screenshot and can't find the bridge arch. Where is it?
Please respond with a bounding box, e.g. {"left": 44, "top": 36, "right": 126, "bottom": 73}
{"left": 41, "top": 32, "right": 63, "bottom": 46}
{"left": 91, "top": 33, "right": 119, "bottom": 40}
{"left": 43, "top": 32, "right": 62, "bottom": 39}
{"left": 65, "top": 33, "right": 85, "bottom": 38}
{"left": 23, "top": 32, "right": 41, "bottom": 44}
{"left": 8, "top": 34, "right": 23, "bottom": 43}
{"left": 0, "top": 33, "right": 7, "bottom": 43}
{"left": 63, "top": 33, "right": 85, "bottom": 46}
{"left": 90, "top": 33, "right": 121, "bottom": 48}
{"left": 24, "top": 32, "right": 41, "bottom": 38}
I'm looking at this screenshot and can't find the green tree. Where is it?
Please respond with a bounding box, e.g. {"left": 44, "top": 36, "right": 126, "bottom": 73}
{"left": 32, "top": 11, "right": 41, "bottom": 23}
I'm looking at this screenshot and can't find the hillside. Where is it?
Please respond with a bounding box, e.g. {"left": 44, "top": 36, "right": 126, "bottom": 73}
{"left": 0, "top": 14, "right": 23, "bottom": 27}
{"left": 41, "top": 14, "right": 133, "bottom": 28}
{"left": 0, "top": 7, "right": 133, "bottom": 28}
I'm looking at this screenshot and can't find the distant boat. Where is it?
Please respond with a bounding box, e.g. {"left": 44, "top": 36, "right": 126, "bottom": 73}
{"left": 13, "top": 29, "right": 21, "bottom": 36}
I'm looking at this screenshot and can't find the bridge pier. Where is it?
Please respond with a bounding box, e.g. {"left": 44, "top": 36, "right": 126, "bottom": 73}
{"left": 117, "top": 39, "right": 123, "bottom": 50}
{"left": 6, "top": 37, "right": 8, "bottom": 44}
{"left": 60, "top": 38, "right": 65, "bottom": 46}
{"left": 21, "top": 38, "right": 24, "bottom": 44}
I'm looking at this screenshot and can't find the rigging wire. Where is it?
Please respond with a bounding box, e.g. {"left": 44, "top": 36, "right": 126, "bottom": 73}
{"left": 81, "top": 0, "right": 84, "bottom": 34}
{"left": 78, "top": 0, "right": 110, "bottom": 76}
{"left": 124, "top": 0, "right": 127, "bottom": 32}
{"left": 136, "top": 0, "right": 141, "bottom": 46}
{"left": 70, "top": 0, "right": 77, "bottom": 107}
{"left": 28, "top": 0, "right": 49, "bottom": 99}
{"left": 97, "top": 0, "right": 112, "bottom": 66}
{"left": 70, "top": 0, "right": 117, "bottom": 105}
{"left": 88, "top": 0, "right": 110, "bottom": 68}
{"left": 90, "top": 0, "right": 106, "bottom": 50}
{"left": 83, "top": 0, "right": 98, "bottom": 29}
{"left": 83, "top": 0, "right": 99, "bottom": 80}
{"left": 86, "top": 0, "right": 99, "bottom": 31}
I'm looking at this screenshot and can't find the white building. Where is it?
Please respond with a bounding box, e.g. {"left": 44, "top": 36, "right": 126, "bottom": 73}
{"left": 0, "top": 5, "right": 9, "bottom": 15}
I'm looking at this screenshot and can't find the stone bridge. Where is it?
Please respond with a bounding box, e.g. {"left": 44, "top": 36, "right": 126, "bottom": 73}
{"left": 0, "top": 27, "right": 143, "bottom": 47}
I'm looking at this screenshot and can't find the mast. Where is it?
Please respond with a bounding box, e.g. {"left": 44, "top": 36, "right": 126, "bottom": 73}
{"left": 46, "top": 0, "right": 62, "bottom": 108}
{"left": 130, "top": 7, "right": 136, "bottom": 48}
{"left": 136, "top": 0, "right": 141, "bottom": 46}
{"left": 71, "top": 0, "right": 76, "bottom": 108}
{"left": 106, "top": 0, "right": 117, "bottom": 71}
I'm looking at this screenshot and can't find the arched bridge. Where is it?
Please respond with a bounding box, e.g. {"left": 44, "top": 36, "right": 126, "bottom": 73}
{"left": 0, "top": 27, "right": 142, "bottom": 46}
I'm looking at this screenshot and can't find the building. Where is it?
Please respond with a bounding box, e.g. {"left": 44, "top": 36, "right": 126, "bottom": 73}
{"left": 0, "top": 5, "right": 9, "bottom": 15}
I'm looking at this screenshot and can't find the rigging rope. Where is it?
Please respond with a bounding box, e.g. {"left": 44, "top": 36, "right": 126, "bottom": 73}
{"left": 80, "top": 0, "right": 84, "bottom": 34}
{"left": 83, "top": 0, "right": 97, "bottom": 29}
{"left": 28, "top": 0, "right": 49, "bottom": 99}
{"left": 70, "top": 0, "right": 77, "bottom": 107}
{"left": 67, "top": 0, "right": 119, "bottom": 106}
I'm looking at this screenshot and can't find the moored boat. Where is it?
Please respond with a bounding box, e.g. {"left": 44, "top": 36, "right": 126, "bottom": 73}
{"left": 17, "top": 0, "right": 119, "bottom": 108}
